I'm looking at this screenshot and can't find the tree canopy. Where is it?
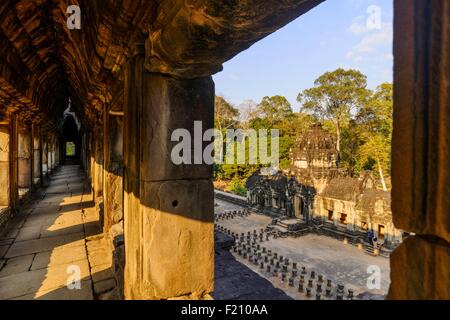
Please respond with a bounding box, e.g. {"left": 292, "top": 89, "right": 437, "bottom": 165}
{"left": 214, "top": 69, "right": 393, "bottom": 194}
{"left": 297, "top": 68, "right": 370, "bottom": 154}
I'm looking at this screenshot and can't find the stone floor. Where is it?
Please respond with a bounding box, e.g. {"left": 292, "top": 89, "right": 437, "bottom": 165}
{"left": 213, "top": 249, "right": 292, "bottom": 300}
{"left": 0, "top": 165, "right": 116, "bottom": 300}
{"left": 214, "top": 197, "right": 390, "bottom": 299}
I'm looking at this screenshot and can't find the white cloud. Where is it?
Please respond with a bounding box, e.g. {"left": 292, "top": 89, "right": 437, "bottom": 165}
{"left": 346, "top": 22, "right": 392, "bottom": 62}
{"left": 348, "top": 16, "right": 368, "bottom": 35}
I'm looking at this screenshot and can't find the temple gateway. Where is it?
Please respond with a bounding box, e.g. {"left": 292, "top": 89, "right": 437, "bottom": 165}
{"left": 246, "top": 125, "right": 404, "bottom": 253}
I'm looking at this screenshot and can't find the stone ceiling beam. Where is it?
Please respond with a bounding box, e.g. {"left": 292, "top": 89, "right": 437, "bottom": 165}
{"left": 146, "top": 0, "right": 325, "bottom": 78}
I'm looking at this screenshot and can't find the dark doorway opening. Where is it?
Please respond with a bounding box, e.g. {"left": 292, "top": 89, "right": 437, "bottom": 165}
{"left": 61, "top": 115, "right": 81, "bottom": 164}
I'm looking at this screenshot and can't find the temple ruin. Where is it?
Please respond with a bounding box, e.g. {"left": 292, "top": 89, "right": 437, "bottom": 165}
{"left": 246, "top": 125, "right": 403, "bottom": 255}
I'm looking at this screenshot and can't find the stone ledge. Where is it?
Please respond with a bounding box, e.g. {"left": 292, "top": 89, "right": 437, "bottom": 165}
{"left": 388, "top": 235, "right": 450, "bottom": 300}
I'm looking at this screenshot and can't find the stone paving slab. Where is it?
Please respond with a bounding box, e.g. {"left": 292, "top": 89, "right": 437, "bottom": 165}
{"left": 0, "top": 228, "right": 19, "bottom": 240}
{"left": 45, "top": 184, "right": 70, "bottom": 194}
{"left": 94, "top": 278, "right": 116, "bottom": 295}
{"left": 91, "top": 263, "right": 114, "bottom": 283}
{"left": 31, "top": 245, "right": 87, "bottom": 270}
{"left": 0, "top": 238, "right": 14, "bottom": 246}
{"left": 40, "top": 223, "right": 84, "bottom": 238}
{"left": 11, "top": 279, "right": 94, "bottom": 300}
{"left": 48, "top": 212, "right": 83, "bottom": 227}
{"left": 15, "top": 226, "right": 42, "bottom": 242}
{"left": 5, "top": 218, "right": 25, "bottom": 229}
{"left": 0, "top": 165, "right": 111, "bottom": 300}
{"left": 31, "top": 201, "right": 63, "bottom": 209}
{"left": 23, "top": 212, "right": 60, "bottom": 228}
{"left": 0, "top": 245, "right": 9, "bottom": 259}
{"left": 0, "top": 260, "right": 90, "bottom": 299}
{"left": 87, "top": 248, "right": 111, "bottom": 268}
{"left": 5, "top": 232, "right": 85, "bottom": 258}
{"left": 0, "top": 254, "right": 34, "bottom": 278}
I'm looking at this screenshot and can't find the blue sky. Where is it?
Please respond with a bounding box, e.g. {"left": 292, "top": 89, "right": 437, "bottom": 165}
{"left": 212, "top": 0, "right": 393, "bottom": 112}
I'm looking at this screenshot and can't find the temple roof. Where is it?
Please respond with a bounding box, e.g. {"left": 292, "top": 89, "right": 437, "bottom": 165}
{"left": 245, "top": 171, "right": 289, "bottom": 191}
{"left": 319, "top": 171, "right": 376, "bottom": 201}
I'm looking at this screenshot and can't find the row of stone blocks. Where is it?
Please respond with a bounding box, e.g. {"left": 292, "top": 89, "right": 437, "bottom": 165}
{"left": 215, "top": 209, "right": 250, "bottom": 222}
{"left": 216, "top": 225, "right": 271, "bottom": 244}
{"left": 231, "top": 237, "right": 356, "bottom": 300}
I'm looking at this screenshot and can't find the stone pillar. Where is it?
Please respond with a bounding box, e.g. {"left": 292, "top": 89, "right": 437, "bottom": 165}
{"left": 123, "top": 46, "right": 214, "bottom": 299}
{"left": 389, "top": 0, "right": 450, "bottom": 299}
{"left": 18, "top": 121, "right": 32, "bottom": 190}
{"left": 81, "top": 132, "right": 88, "bottom": 171}
{"left": 93, "top": 127, "right": 104, "bottom": 203}
{"left": 0, "top": 115, "right": 18, "bottom": 209}
{"left": 55, "top": 140, "right": 60, "bottom": 166}
{"left": 31, "top": 124, "right": 41, "bottom": 186}
{"left": 0, "top": 120, "right": 11, "bottom": 207}
{"left": 89, "top": 133, "right": 95, "bottom": 191}
{"left": 103, "top": 103, "right": 124, "bottom": 232}
{"left": 48, "top": 136, "right": 54, "bottom": 172}
{"left": 42, "top": 135, "right": 48, "bottom": 176}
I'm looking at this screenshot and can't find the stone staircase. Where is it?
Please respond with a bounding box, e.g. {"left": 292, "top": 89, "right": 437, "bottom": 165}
{"left": 365, "top": 241, "right": 383, "bottom": 256}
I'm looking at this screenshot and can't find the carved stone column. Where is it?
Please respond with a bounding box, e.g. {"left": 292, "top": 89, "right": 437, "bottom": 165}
{"left": 103, "top": 102, "right": 124, "bottom": 233}
{"left": 18, "top": 121, "right": 32, "bottom": 190}
{"left": 0, "top": 115, "right": 18, "bottom": 210}
{"left": 31, "top": 124, "right": 41, "bottom": 186}
{"left": 123, "top": 46, "right": 214, "bottom": 299}
{"left": 0, "top": 119, "right": 11, "bottom": 207}
{"left": 389, "top": 0, "right": 450, "bottom": 299}
{"left": 41, "top": 135, "right": 48, "bottom": 177}
{"left": 93, "top": 126, "right": 104, "bottom": 220}
{"left": 48, "top": 135, "right": 54, "bottom": 172}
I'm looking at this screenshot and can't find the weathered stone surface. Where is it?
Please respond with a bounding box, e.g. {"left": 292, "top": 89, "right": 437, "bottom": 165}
{"left": 0, "top": 254, "right": 34, "bottom": 278}
{"left": 18, "top": 126, "right": 32, "bottom": 189}
{"left": 0, "top": 260, "right": 90, "bottom": 300}
{"left": 0, "top": 124, "right": 10, "bottom": 207}
{"left": 392, "top": 0, "right": 450, "bottom": 243}
{"left": 31, "top": 245, "right": 87, "bottom": 270}
{"left": 123, "top": 52, "right": 214, "bottom": 300}
{"left": 94, "top": 278, "right": 116, "bottom": 295}
{"left": 15, "top": 226, "right": 41, "bottom": 242}
{"left": 12, "top": 279, "right": 93, "bottom": 300}
{"left": 5, "top": 232, "right": 85, "bottom": 258}
{"left": 0, "top": 228, "right": 19, "bottom": 240}
{"left": 134, "top": 180, "right": 214, "bottom": 299}
{"left": 146, "top": 0, "right": 325, "bottom": 78}
{"left": 103, "top": 105, "right": 124, "bottom": 232}
{"left": 0, "top": 238, "right": 13, "bottom": 246}
{"left": 388, "top": 236, "right": 450, "bottom": 300}
{"left": 0, "top": 245, "right": 8, "bottom": 259}
{"left": 139, "top": 74, "right": 214, "bottom": 181}
{"left": 91, "top": 263, "right": 114, "bottom": 283}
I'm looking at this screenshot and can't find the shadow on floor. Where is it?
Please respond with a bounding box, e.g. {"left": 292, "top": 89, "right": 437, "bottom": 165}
{"left": 0, "top": 165, "right": 117, "bottom": 300}
{"left": 214, "top": 249, "right": 292, "bottom": 300}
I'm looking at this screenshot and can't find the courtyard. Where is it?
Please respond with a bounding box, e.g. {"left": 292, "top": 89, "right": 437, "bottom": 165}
{"left": 215, "top": 197, "right": 390, "bottom": 299}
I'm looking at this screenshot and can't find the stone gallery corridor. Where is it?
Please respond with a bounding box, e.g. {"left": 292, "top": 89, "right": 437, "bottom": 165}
{"left": 0, "top": 165, "right": 114, "bottom": 299}
{"left": 0, "top": 0, "right": 449, "bottom": 300}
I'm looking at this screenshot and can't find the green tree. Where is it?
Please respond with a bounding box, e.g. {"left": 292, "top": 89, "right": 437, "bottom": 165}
{"left": 297, "top": 68, "right": 370, "bottom": 155}
{"left": 215, "top": 95, "right": 240, "bottom": 132}
{"left": 255, "top": 95, "right": 293, "bottom": 127}
{"left": 356, "top": 83, "right": 393, "bottom": 190}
